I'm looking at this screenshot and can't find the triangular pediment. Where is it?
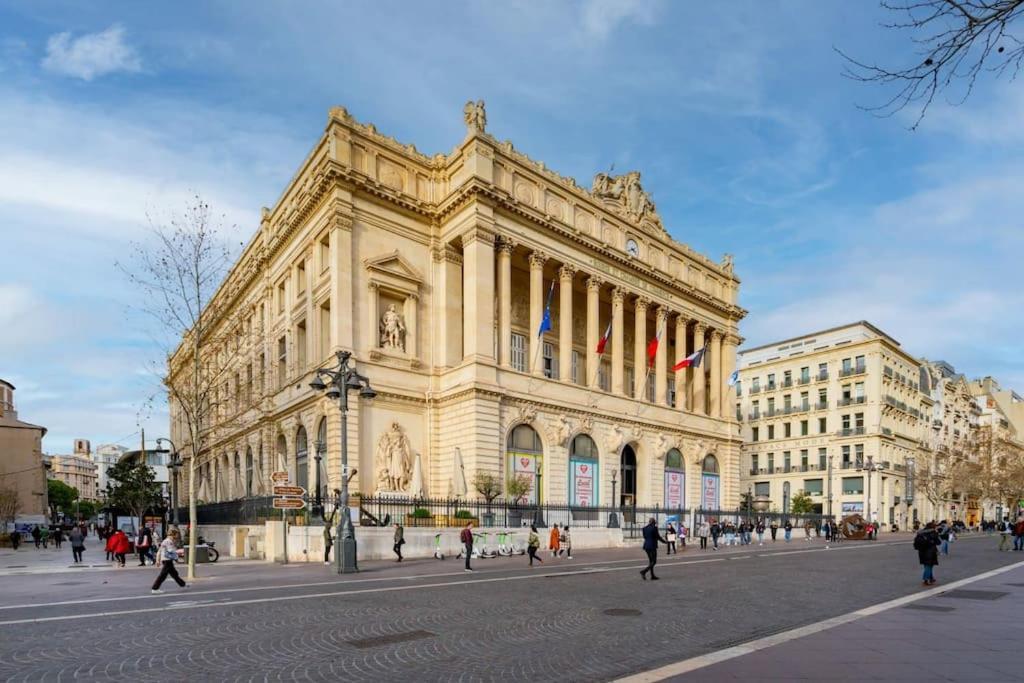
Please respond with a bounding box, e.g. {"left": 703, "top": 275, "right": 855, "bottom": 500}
{"left": 363, "top": 250, "right": 423, "bottom": 285}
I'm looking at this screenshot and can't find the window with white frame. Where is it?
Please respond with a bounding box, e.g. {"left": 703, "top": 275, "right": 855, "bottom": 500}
{"left": 668, "top": 381, "right": 676, "bottom": 407}
{"left": 543, "top": 342, "right": 558, "bottom": 379}
{"left": 511, "top": 333, "right": 527, "bottom": 372}
{"left": 598, "top": 360, "right": 611, "bottom": 391}
{"left": 646, "top": 373, "right": 655, "bottom": 402}
{"left": 571, "top": 350, "right": 581, "bottom": 384}
{"left": 626, "top": 367, "right": 635, "bottom": 396}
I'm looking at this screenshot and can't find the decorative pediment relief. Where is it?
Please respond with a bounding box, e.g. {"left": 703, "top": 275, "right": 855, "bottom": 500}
{"left": 364, "top": 250, "right": 424, "bottom": 287}
{"left": 591, "top": 170, "right": 667, "bottom": 236}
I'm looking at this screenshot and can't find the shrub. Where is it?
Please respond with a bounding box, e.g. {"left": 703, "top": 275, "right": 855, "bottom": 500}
{"left": 454, "top": 509, "right": 474, "bottom": 519}
{"left": 411, "top": 508, "right": 431, "bottom": 519}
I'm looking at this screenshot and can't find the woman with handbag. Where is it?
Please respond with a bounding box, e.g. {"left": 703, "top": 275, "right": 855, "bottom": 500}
{"left": 527, "top": 525, "right": 543, "bottom": 567}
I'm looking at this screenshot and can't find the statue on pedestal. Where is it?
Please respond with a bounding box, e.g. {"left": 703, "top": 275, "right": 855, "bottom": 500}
{"left": 379, "top": 303, "right": 406, "bottom": 351}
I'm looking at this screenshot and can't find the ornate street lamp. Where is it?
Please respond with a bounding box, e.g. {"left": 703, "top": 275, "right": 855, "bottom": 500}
{"left": 608, "top": 468, "right": 620, "bottom": 528}
{"left": 309, "top": 350, "right": 376, "bottom": 574}
{"left": 156, "top": 438, "right": 183, "bottom": 526}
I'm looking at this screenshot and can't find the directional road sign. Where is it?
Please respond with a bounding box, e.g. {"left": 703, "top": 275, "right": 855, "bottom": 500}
{"left": 273, "top": 485, "right": 306, "bottom": 497}
{"left": 272, "top": 497, "right": 306, "bottom": 510}
{"left": 271, "top": 471, "right": 290, "bottom": 483}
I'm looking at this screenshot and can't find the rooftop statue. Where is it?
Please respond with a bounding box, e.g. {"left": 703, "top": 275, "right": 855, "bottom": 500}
{"left": 592, "top": 170, "right": 659, "bottom": 225}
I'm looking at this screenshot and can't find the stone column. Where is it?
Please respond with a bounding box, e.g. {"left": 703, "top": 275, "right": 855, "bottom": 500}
{"left": 558, "top": 264, "right": 576, "bottom": 382}
{"left": 692, "top": 321, "right": 707, "bottom": 415}
{"left": 461, "top": 227, "right": 495, "bottom": 360}
{"left": 586, "top": 276, "right": 602, "bottom": 389}
{"left": 496, "top": 238, "right": 514, "bottom": 367}
{"left": 633, "top": 297, "right": 650, "bottom": 400}
{"left": 674, "top": 313, "right": 688, "bottom": 410}
{"left": 611, "top": 287, "right": 625, "bottom": 395}
{"left": 330, "top": 213, "right": 354, "bottom": 352}
{"left": 709, "top": 329, "right": 723, "bottom": 418}
{"left": 528, "top": 251, "right": 548, "bottom": 376}
{"left": 655, "top": 306, "right": 669, "bottom": 405}
{"left": 432, "top": 244, "right": 462, "bottom": 367}
{"left": 723, "top": 333, "right": 739, "bottom": 418}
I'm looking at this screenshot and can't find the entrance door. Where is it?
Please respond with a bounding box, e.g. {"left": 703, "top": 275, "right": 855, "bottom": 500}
{"left": 620, "top": 445, "right": 637, "bottom": 509}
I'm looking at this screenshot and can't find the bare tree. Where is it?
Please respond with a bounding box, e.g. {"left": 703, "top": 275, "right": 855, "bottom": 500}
{"left": 978, "top": 424, "right": 1024, "bottom": 512}
{"left": 120, "top": 195, "right": 254, "bottom": 580}
{"left": 839, "top": 1, "right": 1024, "bottom": 127}
{"left": 0, "top": 487, "right": 20, "bottom": 532}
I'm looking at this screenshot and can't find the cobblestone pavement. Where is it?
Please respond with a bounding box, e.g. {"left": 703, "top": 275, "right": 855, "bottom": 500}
{"left": 0, "top": 535, "right": 1015, "bottom": 682}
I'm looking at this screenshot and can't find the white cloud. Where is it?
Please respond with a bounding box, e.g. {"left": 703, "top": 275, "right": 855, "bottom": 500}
{"left": 42, "top": 24, "right": 141, "bottom": 81}
{"left": 580, "top": 0, "right": 660, "bottom": 40}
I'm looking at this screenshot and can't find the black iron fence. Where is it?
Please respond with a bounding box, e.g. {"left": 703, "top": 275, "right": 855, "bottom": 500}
{"left": 176, "top": 496, "right": 281, "bottom": 526}
{"left": 694, "top": 508, "right": 833, "bottom": 529}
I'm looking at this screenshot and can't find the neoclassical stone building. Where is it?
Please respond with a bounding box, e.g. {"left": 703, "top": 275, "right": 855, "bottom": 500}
{"left": 169, "top": 102, "right": 745, "bottom": 513}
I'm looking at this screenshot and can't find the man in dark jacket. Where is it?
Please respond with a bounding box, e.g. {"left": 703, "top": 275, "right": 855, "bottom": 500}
{"left": 914, "top": 522, "right": 941, "bottom": 586}
{"left": 640, "top": 517, "right": 668, "bottom": 580}
{"left": 710, "top": 521, "right": 721, "bottom": 550}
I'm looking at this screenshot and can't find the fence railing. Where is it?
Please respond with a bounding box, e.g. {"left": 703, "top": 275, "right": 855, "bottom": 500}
{"left": 176, "top": 496, "right": 280, "bottom": 526}
{"left": 695, "top": 509, "right": 833, "bottom": 527}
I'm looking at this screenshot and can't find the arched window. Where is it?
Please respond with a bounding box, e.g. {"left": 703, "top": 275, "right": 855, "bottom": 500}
{"left": 700, "top": 453, "right": 720, "bottom": 510}
{"left": 702, "top": 454, "right": 719, "bottom": 474}
{"left": 507, "top": 424, "right": 542, "bottom": 505}
{"left": 569, "top": 434, "right": 599, "bottom": 507}
{"left": 245, "top": 447, "right": 253, "bottom": 497}
{"left": 233, "top": 451, "right": 241, "bottom": 499}
{"left": 276, "top": 434, "right": 287, "bottom": 475}
{"left": 316, "top": 417, "right": 328, "bottom": 500}
{"left": 295, "top": 426, "right": 308, "bottom": 492}
{"left": 664, "top": 447, "right": 685, "bottom": 510}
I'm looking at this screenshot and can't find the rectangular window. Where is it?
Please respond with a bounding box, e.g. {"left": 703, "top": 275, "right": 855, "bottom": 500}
{"left": 855, "top": 412, "right": 864, "bottom": 429}
{"left": 767, "top": 373, "right": 776, "bottom": 390}
{"left": 783, "top": 394, "right": 792, "bottom": 410}
{"left": 768, "top": 453, "right": 775, "bottom": 470}
{"left": 842, "top": 414, "right": 851, "bottom": 430}
{"left": 735, "top": 380, "right": 742, "bottom": 396}
{"left": 646, "top": 373, "right": 655, "bottom": 402}
{"left": 296, "top": 320, "right": 307, "bottom": 371}
{"left": 818, "top": 362, "right": 828, "bottom": 380}
{"left": 855, "top": 381, "right": 864, "bottom": 399}
{"left": 800, "top": 420, "right": 808, "bottom": 436}
{"left": 669, "top": 381, "right": 677, "bottom": 408}
{"left": 319, "top": 301, "right": 331, "bottom": 359}
{"left": 598, "top": 360, "right": 610, "bottom": 391}
{"left": 245, "top": 365, "right": 252, "bottom": 406}
{"left": 818, "top": 448, "right": 827, "bottom": 469}
{"left": 751, "top": 454, "right": 759, "bottom": 472}
{"left": 804, "top": 478, "right": 823, "bottom": 495}
{"left": 258, "top": 353, "right": 265, "bottom": 394}
{"left": 277, "top": 280, "right": 286, "bottom": 314}
{"left": 752, "top": 377, "right": 761, "bottom": 392}
{"left": 626, "top": 367, "right": 635, "bottom": 396}
{"left": 855, "top": 354, "right": 865, "bottom": 372}
{"left": 752, "top": 400, "right": 760, "bottom": 418}
{"left": 783, "top": 451, "right": 791, "bottom": 469}
{"left": 752, "top": 426, "right": 759, "bottom": 442}
{"left": 800, "top": 449, "right": 808, "bottom": 468}
{"left": 842, "top": 445, "right": 851, "bottom": 465}
{"left": 755, "top": 482, "right": 770, "bottom": 496}
{"left": 767, "top": 424, "right": 775, "bottom": 440}
{"left": 800, "top": 391, "right": 809, "bottom": 409}
{"left": 800, "top": 366, "right": 810, "bottom": 383}
{"left": 277, "top": 336, "right": 287, "bottom": 389}
{"left": 842, "top": 357, "right": 852, "bottom": 373}
{"left": 855, "top": 444, "right": 864, "bottom": 464}
{"left": 511, "top": 333, "right": 527, "bottom": 372}
{"left": 296, "top": 260, "right": 306, "bottom": 294}
{"left": 842, "top": 476, "right": 864, "bottom": 495}
{"left": 767, "top": 397, "right": 775, "bottom": 414}
{"left": 319, "top": 234, "right": 330, "bottom": 273}
{"left": 784, "top": 422, "right": 792, "bottom": 438}
{"left": 571, "top": 350, "right": 581, "bottom": 384}
{"left": 783, "top": 370, "right": 792, "bottom": 386}
{"left": 818, "top": 417, "right": 827, "bottom": 433}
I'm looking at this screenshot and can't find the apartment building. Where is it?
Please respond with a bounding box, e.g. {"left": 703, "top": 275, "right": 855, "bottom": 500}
{"left": 736, "top": 322, "right": 932, "bottom": 529}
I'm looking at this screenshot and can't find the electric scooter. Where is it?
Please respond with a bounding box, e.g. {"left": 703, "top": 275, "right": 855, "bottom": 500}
{"left": 433, "top": 532, "right": 445, "bottom": 560}
{"left": 496, "top": 531, "right": 525, "bottom": 556}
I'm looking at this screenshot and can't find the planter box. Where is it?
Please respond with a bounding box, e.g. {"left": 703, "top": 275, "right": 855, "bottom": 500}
{"left": 405, "top": 514, "right": 435, "bottom": 527}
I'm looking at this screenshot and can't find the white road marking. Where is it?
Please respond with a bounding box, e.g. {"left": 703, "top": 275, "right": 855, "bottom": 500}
{"left": 614, "top": 558, "right": 1024, "bottom": 682}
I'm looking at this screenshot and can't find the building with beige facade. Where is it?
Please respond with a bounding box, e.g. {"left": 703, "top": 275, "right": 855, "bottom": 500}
{"left": 44, "top": 439, "right": 99, "bottom": 501}
{"left": 0, "top": 379, "right": 49, "bottom": 523}
{"left": 736, "top": 322, "right": 931, "bottom": 529}
{"left": 169, "top": 101, "right": 745, "bottom": 515}
{"left": 970, "top": 377, "right": 1024, "bottom": 520}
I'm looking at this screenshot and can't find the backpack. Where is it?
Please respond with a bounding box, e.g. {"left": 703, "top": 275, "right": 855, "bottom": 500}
{"left": 913, "top": 533, "right": 929, "bottom": 551}
{"left": 460, "top": 528, "right": 473, "bottom": 544}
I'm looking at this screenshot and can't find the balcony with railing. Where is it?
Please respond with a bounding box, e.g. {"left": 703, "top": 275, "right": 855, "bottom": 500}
{"left": 816, "top": 371, "right": 829, "bottom": 382}
{"left": 837, "top": 396, "right": 866, "bottom": 407}
{"left": 750, "top": 386, "right": 762, "bottom": 394}
{"left": 748, "top": 411, "right": 761, "bottom": 420}
{"left": 883, "top": 366, "right": 894, "bottom": 378}
{"left": 815, "top": 400, "right": 828, "bottom": 410}
{"left": 798, "top": 376, "right": 811, "bottom": 385}
{"left": 840, "top": 364, "right": 867, "bottom": 378}
{"left": 782, "top": 378, "right": 793, "bottom": 388}
{"left": 836, "top": 427, "right": 866, "bottom": 437}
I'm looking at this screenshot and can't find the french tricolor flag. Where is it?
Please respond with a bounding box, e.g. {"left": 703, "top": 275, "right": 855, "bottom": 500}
{"left": 595, "top": 320, "right": 612, "bottom": 355}
{"left": 672, "top": 345, "right": 706, "bottom": 372}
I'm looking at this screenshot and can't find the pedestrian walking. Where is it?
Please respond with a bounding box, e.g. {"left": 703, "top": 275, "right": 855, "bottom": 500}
{"left": 999, "top": 517, "right": 1012, "bottom": 551}
{"left": 698, "top": 521, "right": 710, "bottom": 550}
{"left": 110, "top": 529, "right": 129, "bottom": 567}
{"left": 40, "top": 526, "right": 49, "bottom": 548}
{"left": 803, "top": 520, "right": 813, "bottom": 541}
{"left": 710, "top": 520, "right": 721, "bottom": 550}
{"left": 678, "top": 523, "right": 687, "bottom": 549}
{"left": 527, "top": 525, "right": 543, "bottom": 566}
{"left": 323, "top": 524, "right": 333, "bottom": 565}
{"left": 666, "top": 523, "right": 677, "bottom": 555}
{"left": 393, "top": 522, "right": 405, "bottom": 562}
{"left": 53, "top": 527, "right": 64, "bottom": 549}
{"left": 151, "top": 528, "right": 188, "bottom": 593}
{"left": 640, "top": 517, "right": 668, "bottom": 580}
{"left": 938, "top": 521, "right": 951, "bottom": 556}
{"left": 548, "top": 525, "right": 560, "bottom": 558}
{"left": 460, "top": 521, "right": 475, "bottom": 572}
{"left": 31, "top": 525, "right": 41, "bottom": 549}
{"left": 783, "top": 520, "right": 793, "bottom": 542}
{"left": 770, "top": 520, "right": 778, "bottom": 542}
{"left": 723, "top": 521, "right": 735, "bottom": 546}
{"left": 562, "top": 525, "right": 573, "bottom": 559}
{"left": 1014, "top": 517, "right": 1024, "bottom": 551}
{"left": 914, "top": 522, "right": 941, "bottom": 586}
{"left": 756, "top": 520, "right": 765, "bottom": 545}
{"left": 69, "top": 526, "right": 85, "bottom": 564}
{"left": 824, "top": 521, "right": 832, "bottom": 542}
{"left": 136, "top": 526, "right": 153, "bottom": 566}
{"left": 8, "top": 529, "right": 20, "bottom": 550}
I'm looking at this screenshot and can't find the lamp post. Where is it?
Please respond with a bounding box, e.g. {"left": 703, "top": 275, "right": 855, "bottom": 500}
{"left": 827, "top": 454, "right": 834, "bottom": 520}
{"left": 608, "top": 468, "right": 619, "bottom": 528}
{"left": 309, "top": 350, "right": 377, "bottom": 574}
{"left": 746, "top": 484, "right": 752, "bottom": 522}
{"left": 860, "top": 456, "right": 883, "bottom": 523}
{"left": 156, "top": 438, "right": 182, "bottom": 526}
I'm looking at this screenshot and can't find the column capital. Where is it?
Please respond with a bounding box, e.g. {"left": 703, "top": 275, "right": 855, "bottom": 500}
{"left": 692, "top": 320, "right": 708, "bottom": 335}
{"left": 558, "top": 264, "right": 577, "bottom": 281}
{"left": 710, "top": 328, "right": 724, "bottom": 341}
{"left": 495, "top": 236, "right": 516, "bottom": 256}
{"left": 724, "top": 332, "right": 742, "bottom": 346}
{"left": 528, "top": 250, "right": 548, "bottom": 270}
{"left": 586, "top": 275, "right": 603, "bottom": 293}
{"left": 611, "top": 286, "right": 627, "bottom": 304}
{"left": 634, "top": 296, "right": 651, "bottom": 313}
{"left": 462, "top": 226, "right": 495, "bottom": 247}
{"left": 655, "top": 305, "right": 669, "bottom": 323}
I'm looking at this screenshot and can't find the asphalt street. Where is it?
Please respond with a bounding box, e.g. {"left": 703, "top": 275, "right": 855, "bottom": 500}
{"left": 0, "top": 534, "right": 1015, "bottom": 681}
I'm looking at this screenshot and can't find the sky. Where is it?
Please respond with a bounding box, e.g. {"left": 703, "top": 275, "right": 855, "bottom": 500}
{"left": 1, "top": 1, "right": 1021, "bottom": 453}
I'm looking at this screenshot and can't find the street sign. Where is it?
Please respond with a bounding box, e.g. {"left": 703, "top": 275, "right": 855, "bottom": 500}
{"left": 273, "top": 485, "right": 306, "bottom": 497}
{"left": 272, "top": 498, "right": 306, "bottom": 510}
{"left": 271, "top": 471, "right": 289, "bottom": 483}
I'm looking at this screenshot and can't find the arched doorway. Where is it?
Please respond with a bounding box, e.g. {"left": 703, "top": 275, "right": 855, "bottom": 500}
{"left": 245, "top": 447, "right": 253, "bottom": 497}
{"left": 664, "top": 448, "right": 685, "bottom": 510}
{"left": 507, "top": 424, "right": 543, "bottom": 504}
{"left": 295, "top": 426, "right": 308, "bottom": 493}
{"left": 620, "top": 444, "right": 637, "bottom": 508}
{"left": 700, "top": 454, "right": 720, "bottom": 510}
{"left": 316, "top": 417, "right": 328, "bottom": 501}
{"left": 569, "top": 433, "right": 599, "bottom": 506}
{"left": 232, "top": 451, "right": 241, "bottom": 500}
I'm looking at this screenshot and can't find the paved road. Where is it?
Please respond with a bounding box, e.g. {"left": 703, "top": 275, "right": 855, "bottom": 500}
{"left": 0, "top": 534, "right": 1015, "bottom": 681}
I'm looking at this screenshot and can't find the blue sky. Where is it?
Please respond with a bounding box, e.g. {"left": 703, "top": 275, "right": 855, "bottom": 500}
{"left": 1, "top": 1, "right": 1021, "bottom": 452}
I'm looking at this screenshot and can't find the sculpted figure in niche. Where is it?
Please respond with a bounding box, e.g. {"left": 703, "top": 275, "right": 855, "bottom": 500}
{"left": 375, "top": 422, "right": 413, "bottom": 492}
{"left": 463, "top": 99, "right": 487, "bottom": 133}
{"left": 379, "top": 303, "right": 406, "bottom": 351}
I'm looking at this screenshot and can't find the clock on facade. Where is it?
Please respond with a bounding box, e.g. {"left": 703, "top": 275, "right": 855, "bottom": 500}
{"left": 625, "top": 238, "right": 639, "bottom": 257}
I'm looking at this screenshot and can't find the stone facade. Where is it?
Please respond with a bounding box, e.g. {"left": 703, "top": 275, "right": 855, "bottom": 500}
{"left": 45, "top": 453, "right": 99, "bottom": 502}
{"left": 736, "top": 321, "right": 932, "bottom": 529}
{"left": 170, "top": 102, "right": 745, "bottom": 511}
{"left": 0, "top": 379, "right": 48, "bottom": 521}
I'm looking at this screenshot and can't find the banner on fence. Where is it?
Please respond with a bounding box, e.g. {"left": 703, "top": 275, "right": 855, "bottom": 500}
{"left": 701, "top": 474, "right": 719, "bottom": 510}
{"left": 571, "top": 460, "right": 596, "bottom": 506}
{"left": 509, "top": 452, "right": 539, "bottom": 506}
{"left": 842, "top": 502, "right": 863, "bottom": 514}
{"left": 664, "top": 471, "right": 685, "bottom": 509}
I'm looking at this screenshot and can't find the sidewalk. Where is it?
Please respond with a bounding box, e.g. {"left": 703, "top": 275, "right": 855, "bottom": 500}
{"left": 657, "top": 555, "right": 1024, "bottom": 681}
{"left": 0, "top": 541, "right": 246, "bottom": 576}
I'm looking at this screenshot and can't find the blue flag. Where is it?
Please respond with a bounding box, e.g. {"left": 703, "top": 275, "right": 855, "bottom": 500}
{"left": 728, "top": 370, "right": 739, "bottom": 386}
{"left": 537, "top": 281, "right": 555, "bottom": 337}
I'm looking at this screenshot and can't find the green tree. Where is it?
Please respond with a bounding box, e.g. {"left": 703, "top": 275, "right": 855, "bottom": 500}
{"left": 106, "top": 461, "right": 162, "bottom": 531}
{"left": 790, "top": 490, "right": 815, "bottom": 515}
{"left": 47, "top": 479, "right": 79, "bottom": 522}
{"left": 75, "top": 500, "right": 99, "bottom": 520}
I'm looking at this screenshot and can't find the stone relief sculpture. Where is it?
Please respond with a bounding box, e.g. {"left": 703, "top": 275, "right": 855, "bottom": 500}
{"left": 591, "top": 170, "right": 660, "bottom": 225}
{"left": 375, "top": 422, "right": 413, "bottom": 492}
{"left": 604, "top": 423, "right": 625, "bottom": 453}
{"left": 721, "top": 253, "right": 735, "bottom": 276}
{"left": 379, "top": 303, "right": 406, "bottom": 351}
{"left": 463, "top": 99, "right": 487, "bottom": 133}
